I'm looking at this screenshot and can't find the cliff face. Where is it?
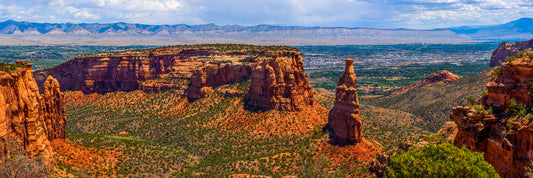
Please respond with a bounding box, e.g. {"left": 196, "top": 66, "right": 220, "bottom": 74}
{"left": 327, "top": 58, "right": 362, "bottom": 145}
{"left": 0, "top": 61, "right": 66, "bottom": 159}
{"left": 245, "top": 51, "right": 314, "bottom": 111}
{"left": 451, "top": 57, "right": 533, "bottom": 177}
{"left": 188, "top": 63, "right": 253, "bottom": 100}
{"left": 40, "top": 76, "right": 66, "bottom": 140}
{"left": 490, "top": 39, "right": 533, "bottom": 67}
{"left": 485, "top": 58, "right": 533, "bottom": 110}
{"left": 451, "top": 106, "right": 524, "bottom": 177}
{"left": 34, "top": 51, "right": 202, "bottom": 94}
{"left": 35, "top": 45, "right": 314, "bottom": 112}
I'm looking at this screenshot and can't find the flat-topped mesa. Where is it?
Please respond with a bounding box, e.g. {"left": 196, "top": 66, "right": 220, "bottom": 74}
{"left": 328, "top": 58, "right": 362, "bottom": 145}
{"left": 33, "top": 44, "right": 299, "bottom": 95}
{"left": 485, "top": 57, "right": 533, "bottom": 110}
{"left": 244, "top": 51, "right": 315, "bottom": 111}
{"left": 33, "top": 44, "right": 314, "bottom": 111}
{"left": 490, "top": 39, "right": 533, "bottom": 67}
{"left": 0, "top": 61, "right": 66, "bottom": 159}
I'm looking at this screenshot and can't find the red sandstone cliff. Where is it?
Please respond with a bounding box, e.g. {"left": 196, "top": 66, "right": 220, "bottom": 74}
{"left": 0, "top": 61, "right": 66, "bottom": 159}
{"left": 35, "top": 45, "right": 314, "bottom": 111}
{"left": 486, "top": 58, "right": 533, "bottom": 110}
{"left": 245, "top": 51, "right": 314, "bottom": 111}
{"left": 188, "top": 62, "right": 253, "bottom": 100}
{"left": 490, "top": 39, "right": 533, "bottom": 67}
{"left": 327, "top": 58, "right": 362, "bottom": 145}
{"left": 451, "top": 57, "right": 533, "bottom": 177}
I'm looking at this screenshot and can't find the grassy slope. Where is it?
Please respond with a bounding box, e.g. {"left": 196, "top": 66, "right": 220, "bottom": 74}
{"left": 316, "top": 93, "right": 428, "bottom": 149}
{"left": 61, "top": 82, "right": 428, "bottom": 177}
{"left": 367, "top": 68, "right": 492, "bottom": 132}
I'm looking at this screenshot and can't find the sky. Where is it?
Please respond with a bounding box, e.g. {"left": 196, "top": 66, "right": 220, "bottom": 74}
{"left": 0, "top": 0, "right": 532, "bottom": 29}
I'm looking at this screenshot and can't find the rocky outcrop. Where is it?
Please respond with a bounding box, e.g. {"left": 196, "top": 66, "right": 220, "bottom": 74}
{"left": 451, "top": 57, "right": 533, "bottom": 177}
{"left": 34, "top": 51, "right": 201, "bottom": 94}
{"left": 485, "top": 58, "right": 533, "bottom": 110}
{"left": 35, "top": 45, "right": 314, "bottom": 112}
{"left": 490, "top": 39, "right": 533, "bottom": 67}
{"left": 327, "top": 58, "right": 362, "bottom": 145}
{"left": 0, "top": 61, "right": 66, "bottom": 159}
{"left": 437, "top": 121, "right": 458, "bottom": 142}
{"left": 451, "top": 106, "right": 523, "bottom": 177}
{"left": 188, "top": 63, "right": 253, "bottom": 100}
{"left": 389, "top": 70, "right": 460, "bottom": 97}
{"left": 40, "top": 76, "right": 66, "bottom": 140}
{"left": 245, "top": 51, "right": 314, "bottom": 111}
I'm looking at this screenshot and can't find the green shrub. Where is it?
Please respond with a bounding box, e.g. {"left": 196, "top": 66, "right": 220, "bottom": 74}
{"left": 0, "top": 62, "right": 25, "bottom": 73}
{"left": 387, "top": 143, "right": 498, "bottom": 178}
{"left": 505, "top": 56, "right": 516, "bottom": 63}
{"left": 492, "top": 66, "right": 500, "bottom": 78}
{"left": 505, "top": 98, "right": 527, "bottom": 118}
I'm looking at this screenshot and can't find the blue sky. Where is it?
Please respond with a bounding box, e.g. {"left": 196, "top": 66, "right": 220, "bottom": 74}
{"left": 0, "top": 0, "right": 532, "bottom": 29}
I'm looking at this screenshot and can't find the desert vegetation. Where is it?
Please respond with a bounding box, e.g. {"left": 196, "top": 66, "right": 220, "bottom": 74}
{"left": 387, "top": 143, "right": 498, "bottom": 177}
{"left": 0, "top": 138, "right": 50, "bottom": 177}
{"left": 0, "top": 62, "right": 25, "bottom": 73}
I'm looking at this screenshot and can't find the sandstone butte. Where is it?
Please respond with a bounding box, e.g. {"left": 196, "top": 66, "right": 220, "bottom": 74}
{"left": 389, "top": 70, "right": 459, "bottom": 97}
{"left": 33, "top": 44, "right": 314, "bottom": 111}
{"left": 327, "top": 58, "right": 363, "bottom": 145}
{"left": 490, "top": 39, "right": 533, "bottom": 67}
{"left": 0, "top": 61, "right": 66, "bottom": 159}
{"left": 450, "top": 57, "right": 533, "bottom": 177}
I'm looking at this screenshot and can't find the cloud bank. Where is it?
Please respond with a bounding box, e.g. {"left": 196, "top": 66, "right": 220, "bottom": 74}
{"left": 0, "top": 0, "right": 532, "bottom": 29}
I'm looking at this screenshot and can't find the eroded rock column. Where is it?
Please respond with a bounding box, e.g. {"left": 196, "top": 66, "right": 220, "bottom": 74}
{"left": 328, "top": 58, "right": 362, "bottom": 145}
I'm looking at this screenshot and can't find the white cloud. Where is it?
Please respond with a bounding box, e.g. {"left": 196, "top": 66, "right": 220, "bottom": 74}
{"left": 0, "top": 0, "right": 532, "bottom": 29}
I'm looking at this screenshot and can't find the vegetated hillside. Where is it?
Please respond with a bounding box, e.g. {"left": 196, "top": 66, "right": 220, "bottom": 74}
{"left": 63, "top": 87, "right": 367, "bottom": 177}
{"left": 368, "top": 68, "right": 492, "bottom": 132}
{"left": 60, "top": 82, "right": 430, "bottom": 177}
{"left": 315, "top": 93, "right": 428, "bottom": 150}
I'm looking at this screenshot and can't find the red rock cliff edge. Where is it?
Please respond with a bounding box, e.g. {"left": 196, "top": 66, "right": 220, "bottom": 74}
{"left": 490, "top": 39, "right": 533, "bottom": 67}
{"left": 0, "top": 61, "right": 66, "bottom": 159}
{"left": 451, "top": 57, "right": 533, "bottom": 177}
{"left": 35, "top": 46, "right": 314, "bottom": 112}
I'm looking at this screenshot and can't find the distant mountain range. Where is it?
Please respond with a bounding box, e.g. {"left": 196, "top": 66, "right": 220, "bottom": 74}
{"left": 449, "top": 18, "right": 533, "bottom": 41}
{"left": 0, "top": 18, "right": 531, "bottom": 45}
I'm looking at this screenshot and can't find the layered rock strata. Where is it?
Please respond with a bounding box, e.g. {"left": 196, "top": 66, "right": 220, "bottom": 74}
{"left": 485, "top": 58, "right": 533, "bottom": 110}
{"left": 0, "top": 61, "right": 66, "bottom": 159}
{"left": 245, "top": 51, "right": 315, "bottom": 111}
{"left": 327, "top": 58, "right": 362, "bottom": 145}
{"left": 35, "top": 45, "right": 315, "bottom": 111}
{"left": 490, "top": 39, "right": 533, "bottom": 67}
{"left": 451, "top": 106, "right": 524, "bottom": 177}
{"left": 188, "top": 63, "right": 253, "bottom": 100}
{"left": 451, "top": 57, "right": 533, "bottom": 177}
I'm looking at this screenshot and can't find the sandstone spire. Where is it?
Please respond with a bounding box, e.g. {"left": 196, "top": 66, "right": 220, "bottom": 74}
{"left": 328, "top": 58, "right": 362, "bottom": 145}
